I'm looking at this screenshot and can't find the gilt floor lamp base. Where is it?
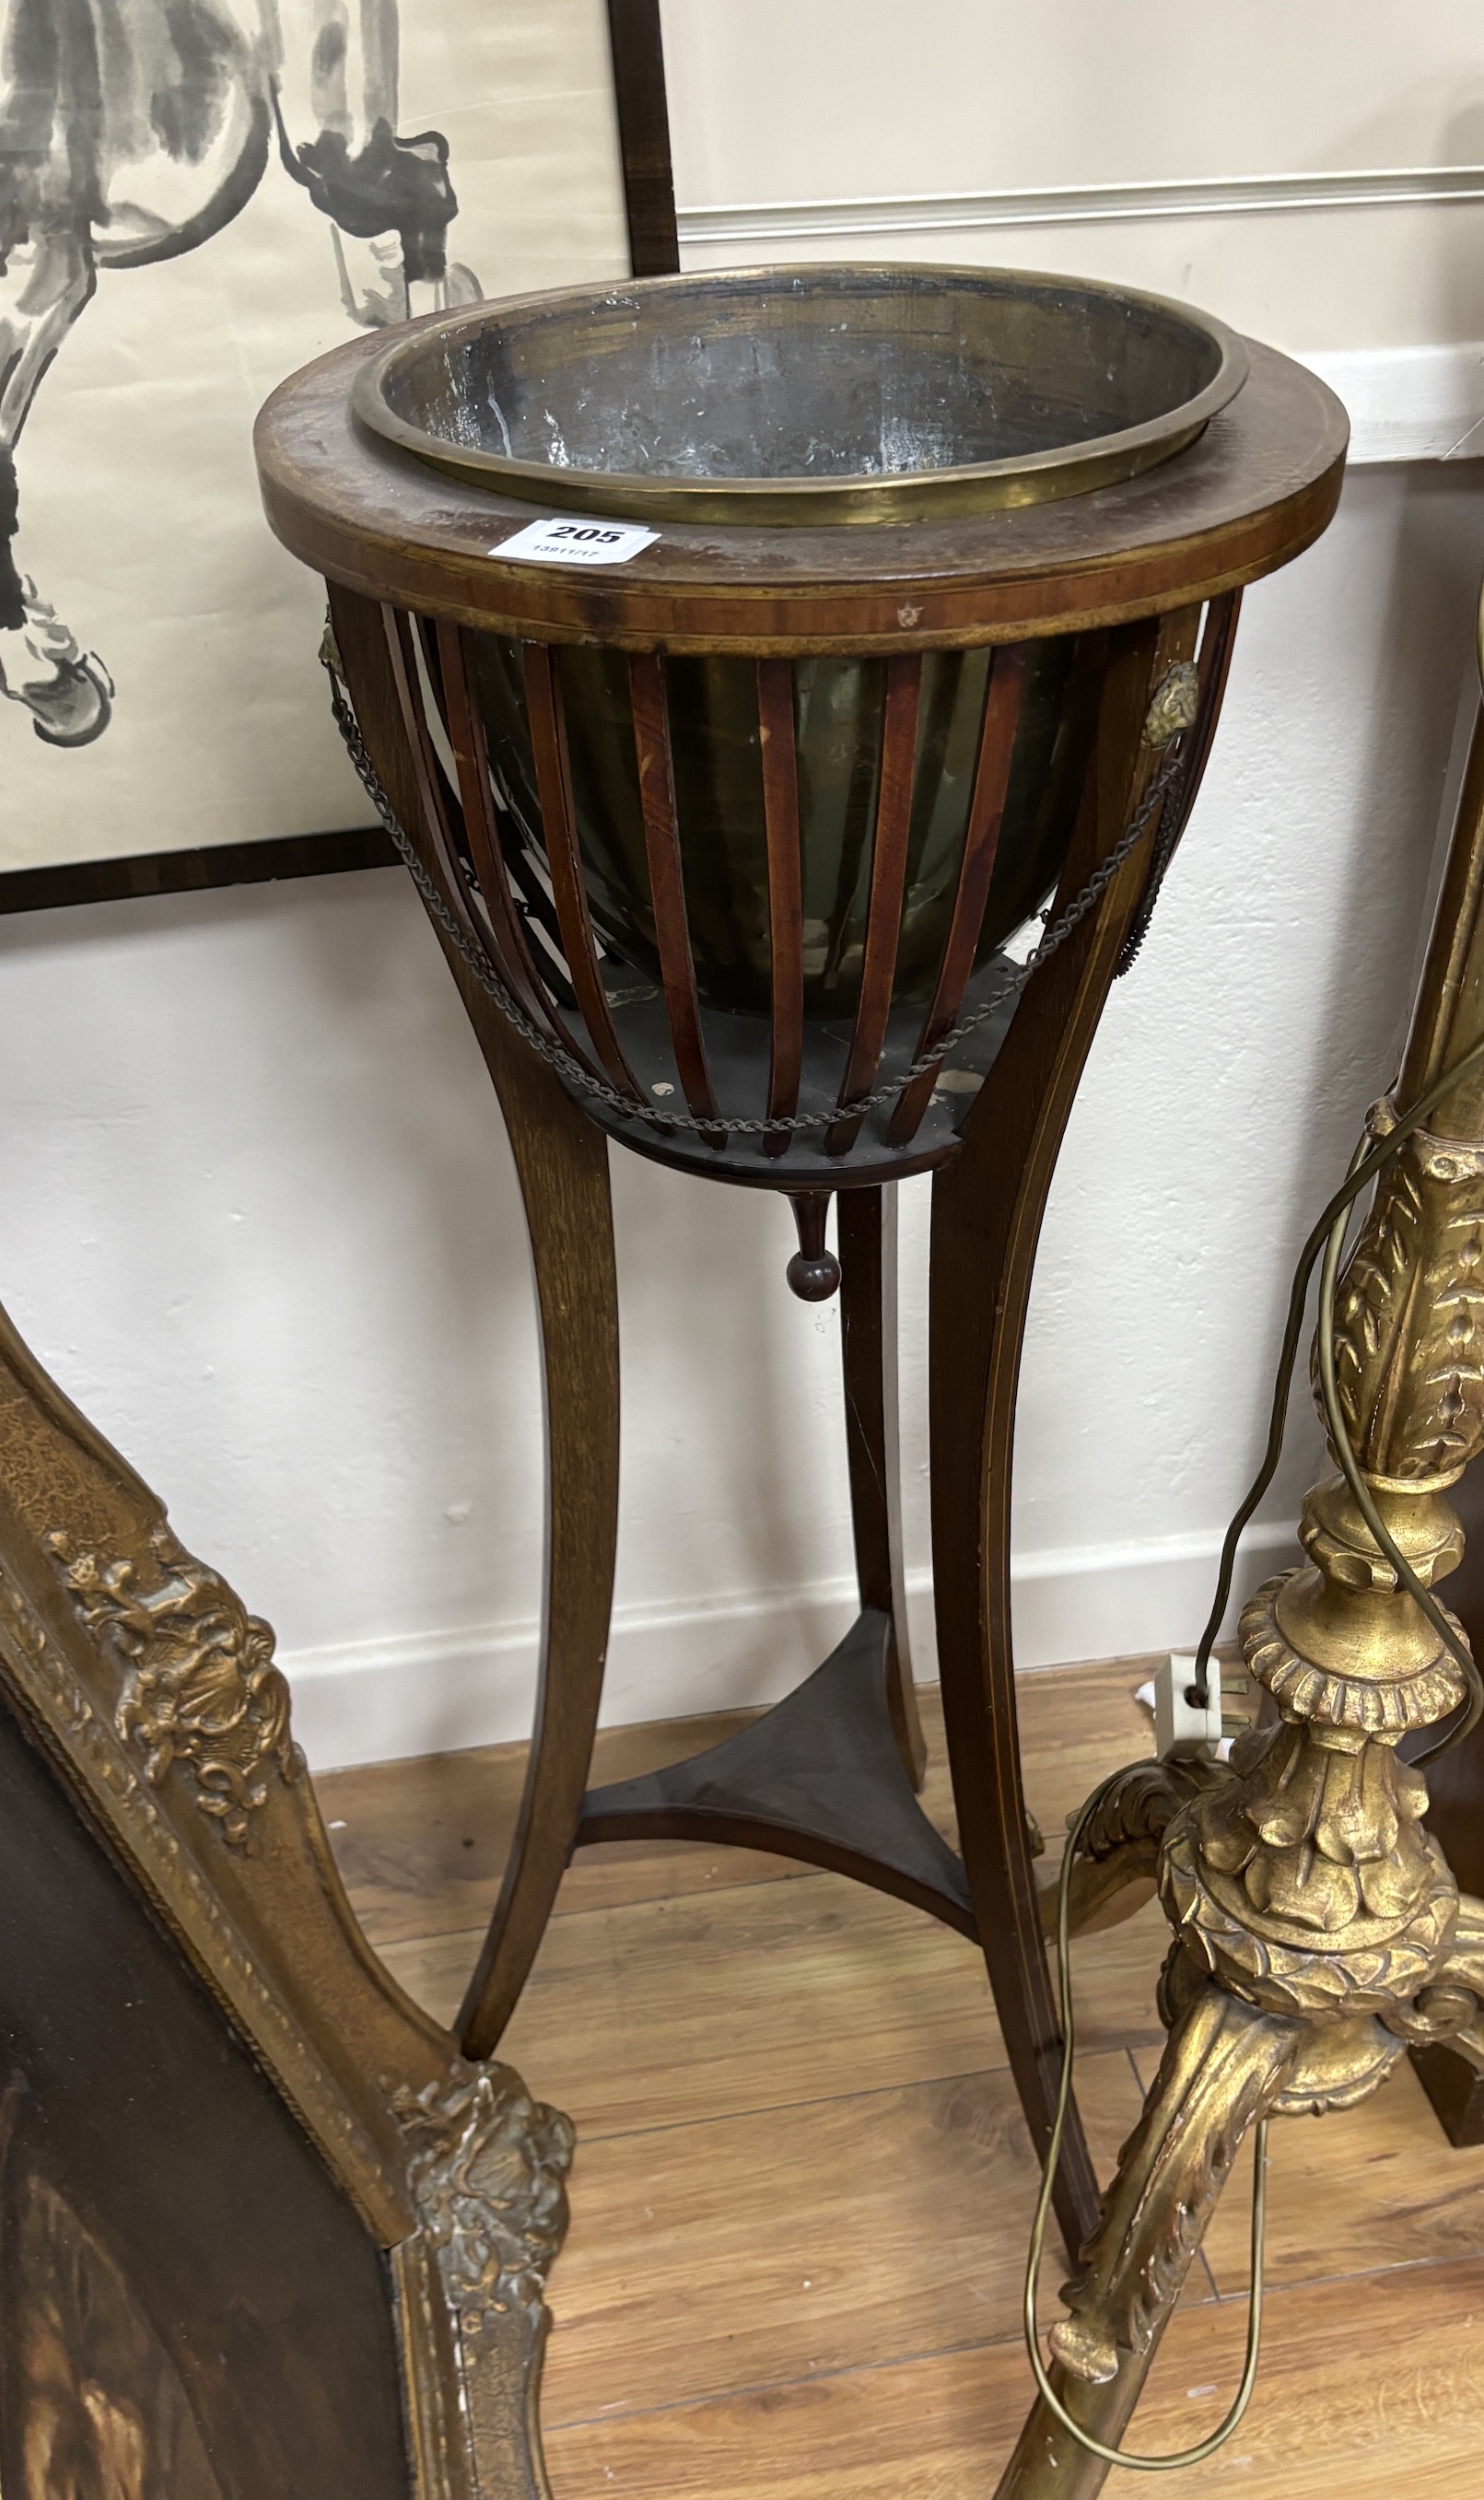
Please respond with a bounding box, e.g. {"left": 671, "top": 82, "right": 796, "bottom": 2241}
{"left": 993, "top": 680, "right": 1484, "bottom": 2497}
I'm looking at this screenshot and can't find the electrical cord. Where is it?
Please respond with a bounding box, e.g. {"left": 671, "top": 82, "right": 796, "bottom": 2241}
{"left": 1023, "top": 1030, "right": 1484, "bottom": 2471}
{"left": 1022, "top": 1766, "right": 1269, "bottom": 2471}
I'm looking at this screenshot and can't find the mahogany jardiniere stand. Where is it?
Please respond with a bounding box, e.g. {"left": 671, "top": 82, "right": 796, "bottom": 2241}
{"left": 253, "top": 265, "right": 1346, "bottom": 2265}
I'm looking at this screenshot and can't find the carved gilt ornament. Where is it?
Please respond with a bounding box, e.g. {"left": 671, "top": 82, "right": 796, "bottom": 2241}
{"left": 47, "top": 1525, "right": 300, "bottom": 1844}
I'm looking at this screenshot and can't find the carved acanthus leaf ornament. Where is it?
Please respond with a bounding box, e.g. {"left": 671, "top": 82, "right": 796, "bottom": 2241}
{"left": 394, "top": 2059, "right": 574, "bottom": 2336}
{"left": 47, "top": 1524, "right": 299, "bottom": 1844}
{"left": 1324, "top": 1111, "right": 1484, "bottom": 1489}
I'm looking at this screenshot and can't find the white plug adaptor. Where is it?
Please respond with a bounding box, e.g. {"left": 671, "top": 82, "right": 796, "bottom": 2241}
{"left": 1154, "top": 1653, "right": 1223, "bottom": 1761}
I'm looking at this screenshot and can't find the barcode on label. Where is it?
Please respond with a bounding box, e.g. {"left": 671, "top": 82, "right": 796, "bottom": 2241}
{"left": 494, "top": 517, "right": 659, "bottom": 567}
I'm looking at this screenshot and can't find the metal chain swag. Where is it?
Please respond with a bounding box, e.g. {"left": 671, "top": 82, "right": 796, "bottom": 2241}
{"left": 324, "top": 640, "right": 1194, "bottom": 1139}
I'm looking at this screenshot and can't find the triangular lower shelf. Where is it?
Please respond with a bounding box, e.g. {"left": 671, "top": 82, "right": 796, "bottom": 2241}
{"left": 576, "top": 1607, "right": 976, "bottom": 1938}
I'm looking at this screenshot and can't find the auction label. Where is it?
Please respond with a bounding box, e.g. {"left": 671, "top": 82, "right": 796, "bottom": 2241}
{"left": 495, "top": 517, "right": 660, "bottom": 567}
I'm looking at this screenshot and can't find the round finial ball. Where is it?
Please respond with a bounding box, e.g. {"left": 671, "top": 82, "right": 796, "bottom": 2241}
{"left": 786, "top": 1246, "right": 842, "bottom": 1302}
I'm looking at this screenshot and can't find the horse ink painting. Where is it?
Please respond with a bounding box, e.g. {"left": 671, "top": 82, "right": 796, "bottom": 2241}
{"left": 0, "top": 0, "right": 482, "bottom": 748}
{"left": 0, "top": 0, "right": 628, "bottom": 870}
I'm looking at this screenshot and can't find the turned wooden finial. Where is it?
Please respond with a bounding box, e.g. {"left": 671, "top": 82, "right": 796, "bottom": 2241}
{"left": 785, "top": 1192, "right": 840, "bottom": 1301}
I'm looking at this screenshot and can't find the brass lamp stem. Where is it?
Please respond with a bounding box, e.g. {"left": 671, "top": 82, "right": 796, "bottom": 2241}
{"left": 995, "top": 686, "right": 1484, "bottom": 2495}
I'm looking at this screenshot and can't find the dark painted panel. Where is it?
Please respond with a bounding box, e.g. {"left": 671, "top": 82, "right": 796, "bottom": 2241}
{"left": 0, "top": 1689, "right": 410, "bottom": 2500}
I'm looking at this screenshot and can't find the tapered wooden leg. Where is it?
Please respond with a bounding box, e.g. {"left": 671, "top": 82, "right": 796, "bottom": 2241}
{"left": 929, "top": 1145, "right": 1103, "bottom": 2264}
{"left": 453, "top": 1095, "right": 619, "bottom": 2055}
{"left": 838, "top": 1184, "right": 926, "bottom": 1789}
{"left": 930, "top": 611, "right": 1200, "bottom": 2262}
{"left": 329, "top": 585, "right": 621, "bottom": 2060}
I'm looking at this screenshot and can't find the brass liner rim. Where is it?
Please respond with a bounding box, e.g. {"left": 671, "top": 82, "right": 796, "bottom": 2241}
{"left": 349, "top": 261, "right": 1251, "bottom": 529}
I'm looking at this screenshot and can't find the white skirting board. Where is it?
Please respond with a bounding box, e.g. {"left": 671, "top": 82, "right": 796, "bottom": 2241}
{"left": 286, "top": 1519, "right": 1300, "bottom": 1772}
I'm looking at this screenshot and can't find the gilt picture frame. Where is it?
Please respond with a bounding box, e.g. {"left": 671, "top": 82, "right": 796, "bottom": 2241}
{"left": 0, "top": 1286, "right": 576, "bottom": 2500}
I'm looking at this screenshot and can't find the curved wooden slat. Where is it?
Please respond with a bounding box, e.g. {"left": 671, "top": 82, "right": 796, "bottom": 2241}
{"left": 385, "top": 609, "right": 556, "bottom": 1037}
{"left": 381, "top": 607, "right": 472, "bottom": 907}
{"left": 418, "top": 613, "right": 587, "bottom": 1026}
{"left": 827, "top": 653, "right": 922, "bottom": 1156}
{"left": 429, "top": 617, "right": 587, "bottom": 1062}
{"left": 524, "top": 641, "right": 644, "bottom": 1099}
{"left": 413, "top": 615, "right": 575, "bottom": 989}
{"left": 629, "top": 650, "right": 719, "bottom": 1127}
{"left": 887, "top": 643, "right": 1029, "bottom": 1147}
{"left": 757, "top": 656, "right": 804, "bottom": 1156}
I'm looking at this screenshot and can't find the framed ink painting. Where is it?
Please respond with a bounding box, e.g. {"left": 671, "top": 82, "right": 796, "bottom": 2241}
{"left": 0, "top": 0, "right": 665, "bottom": 880}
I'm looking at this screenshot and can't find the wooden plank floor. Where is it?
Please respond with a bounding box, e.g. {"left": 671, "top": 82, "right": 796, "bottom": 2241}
{"left": 320, "top": 1658, "right": 1484, "bottom": 2498}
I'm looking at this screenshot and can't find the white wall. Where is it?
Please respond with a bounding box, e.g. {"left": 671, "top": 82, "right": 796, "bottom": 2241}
{"left": 663, "top": 1, "right": 1484, "bottom": 460}
{"left": 663, "top": 0, "right": 1484, "bottom": 219}
{"left": 4, "top": 459, "right": 1481, "bottom": 1768}
{"left": 662, "top": 0, "right": 1484, "bottom": 350}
